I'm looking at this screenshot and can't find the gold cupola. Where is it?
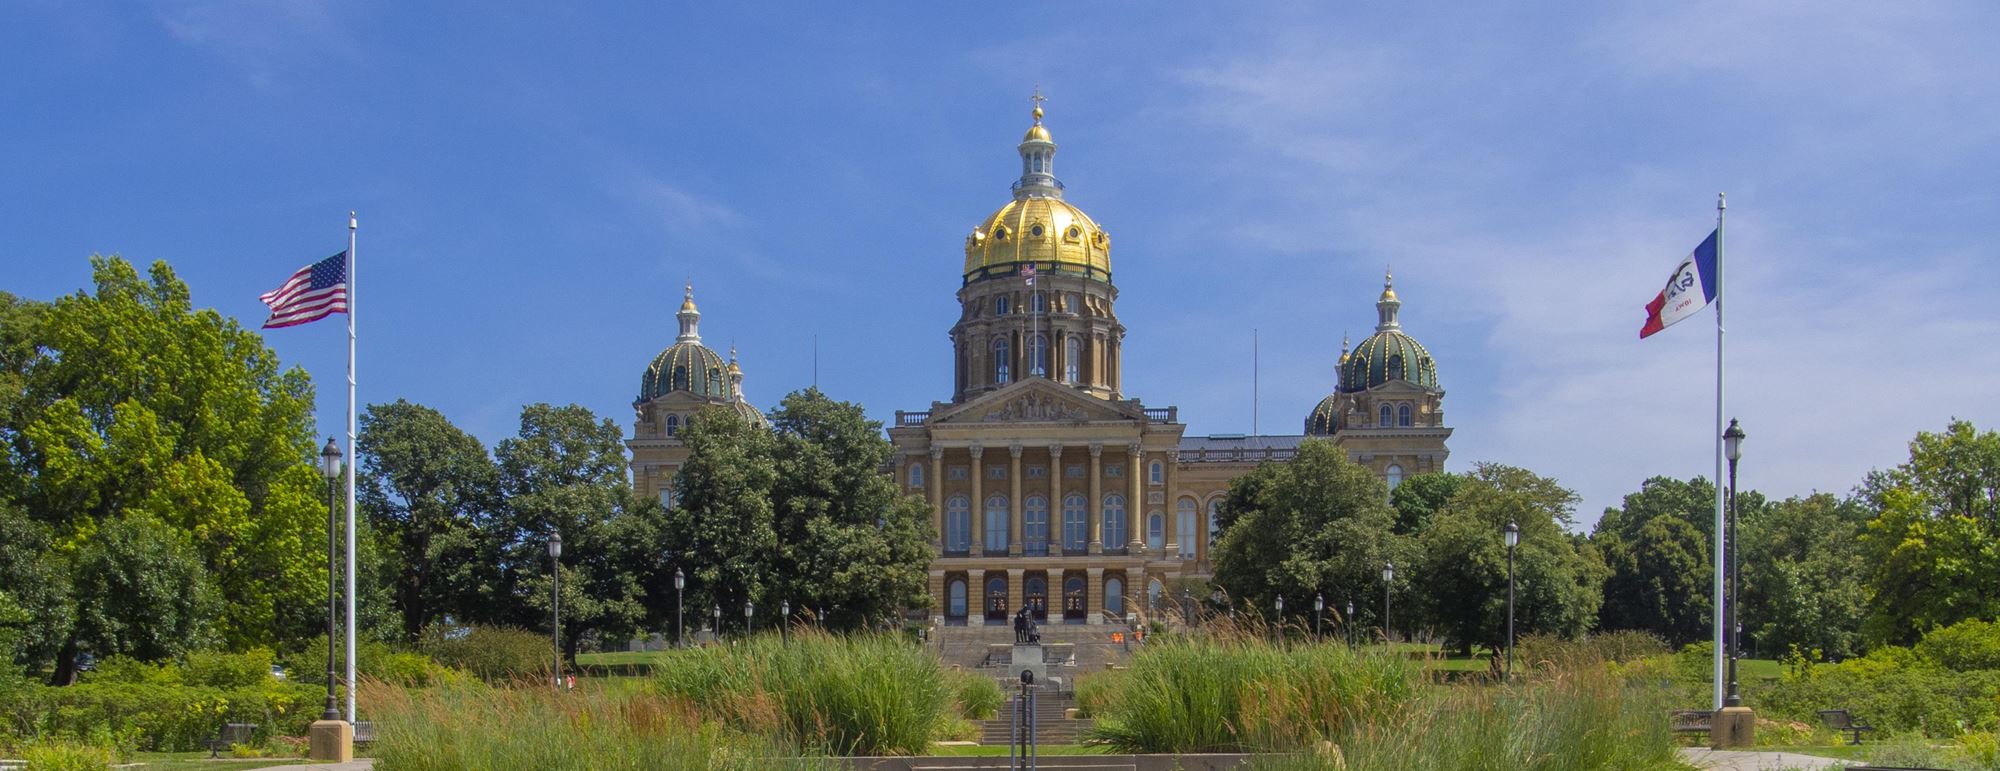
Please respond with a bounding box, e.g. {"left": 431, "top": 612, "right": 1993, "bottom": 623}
{"left": 963, "top": 94, "right": 1111, "bottom": 284}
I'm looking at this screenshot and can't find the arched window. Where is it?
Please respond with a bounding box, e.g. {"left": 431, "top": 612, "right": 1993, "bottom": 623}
{"left": 1386, "top": 464, "right": 1405, "bottom": 491}
{"left": 908, "top": 463, "right": 924, "bottom": 489}
{"left": 1149, "top": 461, "right": 1163, "bottom": 484}
{"left": 664, "top": 413, "right": 680, "bottom": 438}
{"left": 1028, "top": 333, "right": 1049, "bottom": 376}
{"left": 1102, "top": 495, "right": 1127, "bottom": 548}
{"left": 1062, "top": 494, "right": 1087, "bottom": 552}
{"left": 1064, "top": 336, "right": 1081, "bottom": 382}
{"left": 945, "top": 496, "right": 971, "bottom": 553}
{"left": 1063, "top": 575, "right": 1086, "bottom": 620}
{"left": 1105, "top": 576, "right": 1125, "bottom": 616}
{"left": 1177, "top": 498, "right": 1197, "bottom": 558}
{"left": 1024, "top": 495, "right": 1049, "bottom": 556}
{"left": 1032, "top": 291, "right": 1047, "bottom": 313}
{"left": 996, "top": 296, "right": 1010, "bottom": 315}
{"left": 1147, "top": 512, "right": 1164, "bottom": 550}
{"left": 659, "top": 488, "right": 675, "bottom": 511}
{"left": 1398, "top": 403, "right": 1413, "bottom": 427}
{"left": 947, "top": 579, "right": 967, "bottom": 619}
{"left": 672, "top": 365, "right": 687, "bottom": 390}
{"left": 984, "top": 494, "right": 1010, "bottom": 551}
{"left": 993, "top": 338, "right": 1011, "bottom": 384}
{"left": 986, "top": 575, "right": 1008, "bottom": 620}
{"left": 1148, "top": 579, "right": 1164, "bottom": 612}
{"left": 1379, "top": 404, "right": 1393, "bottom": 427}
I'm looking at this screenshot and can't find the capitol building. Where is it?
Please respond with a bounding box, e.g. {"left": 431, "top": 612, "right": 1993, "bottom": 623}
{"left": 627, "top": 101, "right": 1452, "bottom": 627}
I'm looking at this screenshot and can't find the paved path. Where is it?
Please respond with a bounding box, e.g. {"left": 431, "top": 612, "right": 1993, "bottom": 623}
{"left": 1681, "top": 748, "right": 1859, "bottom": 770}
{"left": 246, "top": 760, "right": 374, "bottom": 771}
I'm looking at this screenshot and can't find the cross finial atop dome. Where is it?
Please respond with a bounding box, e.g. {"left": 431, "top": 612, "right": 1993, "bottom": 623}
{"left": 677, "top": 283, "right": 702, "bottom": 343}
{"left": 1031, "top": 86, "right": 1046, "bottom": 124}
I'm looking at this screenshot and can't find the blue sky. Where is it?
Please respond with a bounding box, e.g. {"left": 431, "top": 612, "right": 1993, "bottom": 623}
{"left": 6, "top": 1, "right": 1997, "bottom": 528}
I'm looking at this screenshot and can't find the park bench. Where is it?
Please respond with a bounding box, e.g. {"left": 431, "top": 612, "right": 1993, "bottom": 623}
{"left": 1670, "top": 709, "right": 1713, "bottom": 742}
{"left": 207, "top": 722, "right": 257, "bottom": 758}
{"left": 353, "top": 721, "right": 376, "bottom": 743}
{"left": 1818, "top": 708, "right": 1876, "bottom": 745}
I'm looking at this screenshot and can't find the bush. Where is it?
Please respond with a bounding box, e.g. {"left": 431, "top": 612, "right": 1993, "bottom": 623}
{"left": 22, "top": 741, "right": 115, "bottom": 771}
{"left": 4, "top": 679, "right": 323, "bottom": 751}
{"left": 650, "top": 630, "right": 950, "bottom": 755}
{"left": 184, "top": 648, "right": 276, "bottom": 689}
{"left": 420, "top": 625, "right": 551, "bottom": 683}
{"left": 1918, "top": 619, "right": 2000, "bottom": 672}
{"left": 948, "top": 670, "right": 1002, "bottom": 720}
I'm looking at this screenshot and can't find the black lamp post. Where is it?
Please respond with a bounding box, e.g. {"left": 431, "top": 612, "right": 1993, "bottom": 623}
{"left": 781, "top": 600, "right": 790, "bottom": 645}
{"left": 711, "top": 605, "right": 720, "bottom": 640}
{"left": 1505, "top": 521, "right": 1520, "bottom": 680}
{"left": 548, "top": 531, "right": 562, "bottom": 690}
{"left": 673, "top": 567, "right": 685, "bottom": 648}
{"left": 1345, "top": 599, "right": 1356, "bottom": 649}
{"left": 1182, "top": 589, "right": 1192, "bottom": 627}
{"left": 318, "top": 438, "right": 342, "bottom": 721}
{"left": 1274, "top": 595, "right": 1284, "bottom": 643}
{"left": 1314, "top": 593, "right": 1325, "bottom": 640}
{"left": 1723, "top": 418, "right": 1746, "bottom": 707}
{"left": 745, "top": 599, "right": 755, "bottom": 637}
{"left": 1382, "top": 561, "right": 1396, "bottom": 644}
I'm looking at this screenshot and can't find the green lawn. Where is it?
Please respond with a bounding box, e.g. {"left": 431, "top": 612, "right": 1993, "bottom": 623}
{"left": 927, "top": 743, "right": 1112, "bottom": 756}
{"left": 124, "top": 751, "right": 334, "bottom": 770}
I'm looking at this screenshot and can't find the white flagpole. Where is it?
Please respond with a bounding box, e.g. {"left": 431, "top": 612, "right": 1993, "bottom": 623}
{"left": 345, "top": 211, "right": 359, "bottom": 722}
{"left": 1711, "top": 193, "right": 1727, "bottom": 710}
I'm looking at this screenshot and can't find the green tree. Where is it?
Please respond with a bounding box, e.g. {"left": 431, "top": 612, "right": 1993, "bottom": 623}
{"left": 1210, "top": 440, "right": 1406, "bottom": 634}
{"left": 1412, "top": 465, "right": 1606, "bottom": 653}
{"left": 1740, "top": 493, "right": 1868, "bottom": 659}
{"left": 668, "top": 409, "right": 780, "bottom": 634}
{"left": 3, "top": 257, "right": 325, "bottom": 678}
{"left": 1598, "top": 514, "right": 1710, "bottom": 645}
{"left": 1390, "top": 471, "right": 1462, "bottom": 535}
{"left": 1859, "top": 420, "right": 2000, "bottom": 646}
{"left": 0, "top": 501, "right": 70, "bottom": 677}
{"left": 357, "top": 399, "right": 501, "bottom": 640}
{"left": 68, "top": 514, "right": 219, "bottom": 666}
{"left": 764, "top": 389, "right": 932, "bottom": 630}
{"left": 496, "top": 403, "right": 655, "bottom": 660}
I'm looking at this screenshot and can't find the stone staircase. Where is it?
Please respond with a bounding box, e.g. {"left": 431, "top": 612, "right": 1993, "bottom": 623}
{"left": 935, "top": 623, "right": 1137, "bottom": 676}
{"left": 979, "top": 689, "right": 1086, "bottom": 746}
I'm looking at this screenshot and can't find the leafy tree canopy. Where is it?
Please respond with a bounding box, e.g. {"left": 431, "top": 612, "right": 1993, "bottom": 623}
{"left": 1413, "top": 463, "right": 1606, "bottom": 653}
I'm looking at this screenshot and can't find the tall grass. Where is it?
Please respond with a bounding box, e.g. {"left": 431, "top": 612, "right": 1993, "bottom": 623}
{"left": 361, "top": 680, "right": 813, "bottom": 771}
{"left": 648, "top": 630, "right": 952, "bottom": 756}
{"left": 1251, "top": 669, "right": 1683, "bottom": 771}
{"left": 1083, "top": 634, "right": 1424, "bottom": 753}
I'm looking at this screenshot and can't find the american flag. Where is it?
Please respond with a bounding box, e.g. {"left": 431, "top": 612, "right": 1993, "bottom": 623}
{"left": 1022, "top": 262, "right": 1036, "bottom": 285}
{"left": 260, "top": 251, "right": 348, "bottom": 328}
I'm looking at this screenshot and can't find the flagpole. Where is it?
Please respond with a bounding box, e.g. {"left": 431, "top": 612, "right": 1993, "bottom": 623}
{"left": 345, "top": 211, "right": 358, "bottom": 723}
{"left": 1711, "top": 193, "right": 1727, "bottom": 710}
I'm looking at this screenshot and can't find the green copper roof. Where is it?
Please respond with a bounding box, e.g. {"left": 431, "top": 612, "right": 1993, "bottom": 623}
{"left": 639, "top": 341, "right": 728, "bottom": 402}
{"left": 1341, "top": 329, "right": 1439, "bottom": 392}
{"left": 1305, "top": 394, "right": 1340, "bottom": 436}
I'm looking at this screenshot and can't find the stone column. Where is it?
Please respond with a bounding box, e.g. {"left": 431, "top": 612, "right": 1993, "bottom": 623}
{"left": 1087, "top": 444, "right": 1103, "bottom": 555}
{"left": 1047, "top": 444, "right": 1063, "bottom": 553}
{"left": 1009, "top": 445, "right": 1024, "bottom": 556}
{"left": 1127, "top": 443, "right": 1145, "bottom": 554}
{"left": 1163, "top": 450, "right": 1178, "bottom": 557}
{"left": 929, "top": 570, "right": 947, "bottom": 626}
{"left": 929, "top": 447, "right": 944, "bottom": 548}
{"left": 1086, "top": 567, "right": 1105, "bottom": 625}
{"left": 969, "top": 444, "right": 985, "bottom": 553}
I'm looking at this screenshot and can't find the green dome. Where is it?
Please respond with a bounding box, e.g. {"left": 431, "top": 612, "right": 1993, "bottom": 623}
{"left": 1305, "top": 394, "right": 1340, "bottom": 436}
{"left": 1341, "top": 329, "right": 1438, "bottom": 392}
{"left": 639, "top": 341, "right": 728, "bottom": 402}
{"left": 727, "top": 398, "right": 767, "bottom": 428}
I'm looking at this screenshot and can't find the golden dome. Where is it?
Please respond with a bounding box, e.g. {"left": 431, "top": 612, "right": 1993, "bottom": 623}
{"left": 964, "top": 196, "right": 1111, "bottom": 280}
{"left": 1024, "top": 123, "right": 1051, "bottom": 142}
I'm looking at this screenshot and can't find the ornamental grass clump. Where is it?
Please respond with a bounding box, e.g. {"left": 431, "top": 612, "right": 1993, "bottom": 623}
{"left": 1084, "top": 633, "right": 1423, "bottom": 753}
{"left": 361, "top": 679, "right": 809, "bottom": 771}
{"left": 648, "top": 630, "right": 952, "bottom": 756}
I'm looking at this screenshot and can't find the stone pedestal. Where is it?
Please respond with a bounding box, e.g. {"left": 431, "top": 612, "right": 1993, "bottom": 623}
{"left": 1710, "top": 706, "right": 1756, "bottom": 749}
{"left": 1010, "top": 643, "right": 1047, "bottom": 686}
{"left": 308, "top": 719, "right": 353, "bottom": 762}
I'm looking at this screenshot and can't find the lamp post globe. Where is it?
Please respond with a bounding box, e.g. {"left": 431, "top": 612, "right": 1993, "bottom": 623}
{"left": 1346, "top": 599, "right": 1356, "bottom": 649}
{"left": 712, "top": 605, "right": 720, "bottom": 638}
{"left": 1722, "top": 418, "right": 1747, "bottom": 707}
{"left": 673, "top": 567, "right": 685, "bottom": 648}
{"left": 318, "top": 438, "right": 341, "bottom": 721}
{"left": 1382, "top": 561, "right": 1396, "bottom": 644}
{"left": 547, "top": 531, "right": 562, "bottom": 691}
{"left": 745, "top": 599, "right": 754, "bottom": 636}
{"left": 781, "top": 600, "right": 791, "bottom": 645}
{"left": 1314, "top": 593, "right": 1325, "bottom": 639}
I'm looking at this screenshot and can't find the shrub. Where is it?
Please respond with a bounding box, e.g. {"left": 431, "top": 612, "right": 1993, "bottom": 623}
{"left": 183, "top": 648, "right": 277, "bottom": 689}
{"left": 649, "top": 630, "right": 950, "bottom": 755}
{"left": 22, "top": 741, "right": 114, "bottom": 771}
{"left": 420, "top": 625, "right": 551, "bottom": 683}
{"left": 948, "top": 671, "right": 1002, "bottom": 721}
{"left": 1918, "top": 619, "right": 2000, "bottom": 672}
{"left": 4, "top": 679, "right": 323, "bottom": 751}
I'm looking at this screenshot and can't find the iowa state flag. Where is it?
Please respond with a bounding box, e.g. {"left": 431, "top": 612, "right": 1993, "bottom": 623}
{"left": 1639, "top": 230, "right": 1718, "bottom": 339}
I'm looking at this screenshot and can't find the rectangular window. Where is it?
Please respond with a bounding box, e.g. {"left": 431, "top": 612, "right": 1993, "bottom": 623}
{"left": 1026, "top": 465, "right": 1047, "bottom": 479}
{"left": 988, "top": 466, "right": 1007, "bottom": 480}
{"left": 948, "top": 466, "right": 969, "bottom": 481}
{"left": 1065, "top": 465, "right": 1085, "bottom": 479}
{"left": 1105, "top": 465, "right": 1123, "bottom": 478}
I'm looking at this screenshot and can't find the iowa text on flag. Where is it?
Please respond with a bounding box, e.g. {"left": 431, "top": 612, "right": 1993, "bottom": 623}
{"left": 1639, "top": 230, "right": 1718, "bottom": 339}
{"left": 260, "top": 251, "right": 349, "bottom": 328}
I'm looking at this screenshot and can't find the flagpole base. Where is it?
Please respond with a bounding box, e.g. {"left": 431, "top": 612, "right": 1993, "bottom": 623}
{"left": 308, "top": 720, "right": 354, "bottom": 761}
{"left": 1710, "top": 706, "right": 1756, "bottom": 749}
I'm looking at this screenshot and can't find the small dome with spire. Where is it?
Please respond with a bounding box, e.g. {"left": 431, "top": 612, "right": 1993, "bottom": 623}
{"left": 638, "top": 284, "right": 730, "bottom": 402}
{"left": 1341, "top": 271, "right": 1439, "bottom": 392}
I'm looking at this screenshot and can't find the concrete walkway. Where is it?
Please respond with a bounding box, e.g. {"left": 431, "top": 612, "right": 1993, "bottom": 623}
{"left": 244, "top": 760, "right": 374, "bottom": 771}
{"left": 1680, "top": 748, "right": 1859, "bottom": 770}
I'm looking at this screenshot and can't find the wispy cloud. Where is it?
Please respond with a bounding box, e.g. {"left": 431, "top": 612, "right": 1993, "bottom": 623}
{"left": 152, "top": 0, "right": 358, "bottom": 88}
{"left": 626, "top": 175, "right": 747, "bottom": 234}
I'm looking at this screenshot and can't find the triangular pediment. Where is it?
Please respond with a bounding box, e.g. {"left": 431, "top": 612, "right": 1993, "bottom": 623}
{"left": 929, "top": 379, "right": 1145, "bottom": 425}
